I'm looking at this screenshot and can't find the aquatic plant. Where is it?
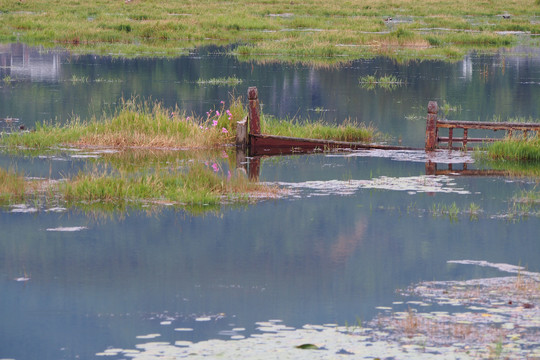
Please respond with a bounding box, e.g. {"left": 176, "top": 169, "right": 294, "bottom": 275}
{"left": 0, "top": 98, "right": 238, "bottom": 150}
{"left": 359, "top": 74, "right": 402, "bottom": 90}
{"left": 261, "top": 116, "right": 376, "bottom": 142}
{"left": 485, "top": 136, "right": 540, "bottom": 162}
{"left": 0, "top": 167, "right": 26, "bottom": 204}
{"left": 197, "top": 77, "right": 243, "bottom": 86}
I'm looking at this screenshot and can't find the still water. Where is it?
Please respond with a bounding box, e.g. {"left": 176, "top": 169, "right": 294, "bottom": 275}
{"left": 0, "top": 44, "right": 540, "bottom": 359}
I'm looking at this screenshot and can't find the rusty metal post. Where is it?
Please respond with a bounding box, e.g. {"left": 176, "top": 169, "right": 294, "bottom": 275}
{"left": 448, "top": 128, "right": 453, "bottom": 149}
{"left": 248, "top": 87, "right": 261, "bottom": 136}
{"left": 463, "top": 128, "right": 468, "bottom": 148}
{"left": 425, "top": 101, "right": 438, "bottom": 151}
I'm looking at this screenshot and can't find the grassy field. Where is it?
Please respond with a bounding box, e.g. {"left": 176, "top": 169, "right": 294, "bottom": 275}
{"left": 0, "top": 0, "right": 538, "bottom": 61}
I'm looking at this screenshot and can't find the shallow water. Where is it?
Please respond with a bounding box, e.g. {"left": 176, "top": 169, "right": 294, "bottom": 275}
{"left": 0, "top": 44, "right": 540, "bottom": 360}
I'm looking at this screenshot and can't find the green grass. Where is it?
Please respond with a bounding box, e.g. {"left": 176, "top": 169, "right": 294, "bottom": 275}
{"left": 261, "top": 116, "right": 376, "bottom": 142}
{"left": 61, "top": 163, "right": 264, "bottom": 207}
{"left": 0, "top": 98, "right": 239, "bottom": 150}
{"left": 0, "top": 167, "right": 26, "bottom": 204}
{"left": 359, "top": 74, "right": 402, "bottom": 90}
{"left": 197, "top": 77, "right": 243, "bottom": 86}
{"left": 0, "top": 0, "right": 536, "bottom": 62}
{"left": 486, "top": 137, "right": 540, "bottom": 162}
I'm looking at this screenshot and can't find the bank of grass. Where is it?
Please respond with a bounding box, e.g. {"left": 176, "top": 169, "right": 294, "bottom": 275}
{"left": 1, "top": 96, "right": 378, "bottom": 150}
{"left": 0, "top": 0, "right": 537, "bottom": 62}
{"left": 261, "top": 116, "right": 376, "bottom": 142}
{"left": 0, "top": 98, "right": 239, "bottom": 150}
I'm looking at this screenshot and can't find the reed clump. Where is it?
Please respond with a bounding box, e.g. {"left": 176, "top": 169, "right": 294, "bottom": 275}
{"left": 486, "top": 136, "right": 540, "bottom": 162}
{"left": 0, "top": 167, "right": 26, "bottom": 204}
{"left": 0, "top": 98, "right": 238, "bottom": 150}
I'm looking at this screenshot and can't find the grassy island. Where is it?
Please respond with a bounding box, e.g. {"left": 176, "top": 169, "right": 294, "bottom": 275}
{"left": 0, "top": 97, "right": 377, "bottom": 211}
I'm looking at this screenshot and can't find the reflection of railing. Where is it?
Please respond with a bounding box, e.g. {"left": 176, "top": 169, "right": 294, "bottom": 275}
{"left": 425, "top": 101, "right": 540, "bottom": 151}
{"left": 425, "top": 161, "right": 509, "bottom": 177}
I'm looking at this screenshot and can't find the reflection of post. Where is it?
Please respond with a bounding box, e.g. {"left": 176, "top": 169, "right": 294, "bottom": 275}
{"left": 425, "top": 101, "right": 438, "bottom": 151}
{"left": 236, "top": 147, "right": 248, "bottom": 174}
{"left": 248, "top": 87, "right": 261, "bottom": 136}
{"left": 425, "top": 161, "right": 437, "bottom": 175}
{"left": 249, "top": 156, "right": 261, "bottom": 181}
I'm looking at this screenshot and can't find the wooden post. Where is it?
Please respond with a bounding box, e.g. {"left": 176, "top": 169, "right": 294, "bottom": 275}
{"left": 248, "top": 86, "right": 261, "bottom": 136}
{"left": 425, "top": 101, "right": 438, "bottom": 151}
{"left": 235, "top": 116, "right": 248, "bottom": 148}
{"left": 463, "top": 128, "right": 468, "bottom": 148}
{"left": 448, "top": 128, "right": 453, "bottom": 149}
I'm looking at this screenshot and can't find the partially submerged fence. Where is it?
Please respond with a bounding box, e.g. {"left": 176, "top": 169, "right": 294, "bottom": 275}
{"left": 425, "top": 101, "right": 540, "bottom": 151}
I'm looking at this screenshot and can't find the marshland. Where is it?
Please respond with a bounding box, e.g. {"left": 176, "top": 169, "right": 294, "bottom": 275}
{"left": 1, "top": 0, "right": 540, "bottom": 358}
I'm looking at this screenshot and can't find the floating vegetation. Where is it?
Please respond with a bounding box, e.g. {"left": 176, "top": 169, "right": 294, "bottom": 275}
{"left": 197, "top": 77, "right": 243, "bottom": 86}
{"left": 359, "top": 74, "right": 403, "bottom": 90}
{"left": 273, "top": 175, "right": 470, "bottom": 197}
{"left": 95, "top": 261, "right": 540, "bottom": 359}
{"left": 2, "top": 75, "right": 12, "bottom": 85}
{"left": 70, "top": 74, "right": 89, "bottom": 83}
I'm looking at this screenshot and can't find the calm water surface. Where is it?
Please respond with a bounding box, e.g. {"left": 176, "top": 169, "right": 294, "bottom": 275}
{"left": 0, "top": 44, "right": 539, "bottom": 360}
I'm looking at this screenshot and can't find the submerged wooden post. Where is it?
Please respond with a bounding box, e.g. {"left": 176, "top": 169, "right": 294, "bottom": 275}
{"left": 248, "top": 86, "right": 261, "bottom": 136}
{"left": 236, "top": 116, "right": 248, "bottom": 148}
{"left": 425, "top": 101, "right": 438, "bottom": 151}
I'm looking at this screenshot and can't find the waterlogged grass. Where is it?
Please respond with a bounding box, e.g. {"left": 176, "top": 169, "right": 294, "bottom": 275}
{"left": 359, "top": 74, "right": 402, "bottom": 90}
{"left": 0, "top": 98, "right": 239, "bottom": 150}
{"left": 486, "top": 137, "right": 540, "bottom": 162}
{"left": 0, "top": 161, "right": 276, "bottom": 212}
{"left": 197, "top": 77, "right": 243, "bottom": 86}
{"left": 0, "top": 0, "right": 537, "bottom": 61}
{"left": 62, "top": 163, "right": 268, "bottom": 208}
{"left": 0, "top": 167, "right": 26, "bottom": 204}
{"left": 261, "top": 116, "right": 376, "bottom": 142}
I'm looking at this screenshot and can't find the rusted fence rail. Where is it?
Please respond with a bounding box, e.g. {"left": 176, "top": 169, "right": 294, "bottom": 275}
{"left": 237, "top": 86, "right": 418, "bottom": 156}
{"left": 425, "top": 101, "right": 540, "bottom": 151}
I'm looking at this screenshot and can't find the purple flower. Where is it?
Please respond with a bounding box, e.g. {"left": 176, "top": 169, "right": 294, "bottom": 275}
{"left": 216, "top": 111, "right": 220, "bottom": 117}
{"left": 212, "top": 120, "right": 218, "bottom": 127}
{"left": 221, "top": 127, "right": 228, "bottom": 133}
{"left": 211, "top": 163, "right": 219, "bottom": 172}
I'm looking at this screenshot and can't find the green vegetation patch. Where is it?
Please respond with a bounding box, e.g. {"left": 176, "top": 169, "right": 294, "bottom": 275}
{"left": 0, "top": 167, "right": 26, "bottom": 204}
{"left": 0, "top": 0, "right": 536, "bottom": 62}
{"left": 486, "top": 137, "right": 540, "bottom": 162}
{"left": 261, "top": 116, "right": 376, "bottom": 142}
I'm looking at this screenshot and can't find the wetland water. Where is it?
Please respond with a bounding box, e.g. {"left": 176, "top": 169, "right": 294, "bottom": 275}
{"left": 1, "top": 44, "right": 540, "bottom": 359}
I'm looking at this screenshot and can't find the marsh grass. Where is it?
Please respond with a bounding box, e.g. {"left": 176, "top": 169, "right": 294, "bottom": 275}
{"left": 62, "top": 163, "right": 276, "bottom": 207}
{"left": 0, "top": 167, "right": 26, "bottom": 204}
{"left": 197, "top": 77, "right": 243, "bottom": 86}
{"left": 0, "top": 0, "right": 534, "bottom": 62}
{"left": 0, "top": 98, "right": 238, "bottom": 150}
{"left": 486, "top": 136, "right": 540, "bottom": 162}
{"left": 261, "top": 116, "right": 376, "bottom": 142}
{"left": 359, "top": 74, "right": 402, "bottom": 90}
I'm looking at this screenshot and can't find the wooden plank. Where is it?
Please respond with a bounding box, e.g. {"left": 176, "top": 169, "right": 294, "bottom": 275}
{"left": 437, "top": 119, "right": 540, "bottom": 131}
{"left": 249, "top": 134, "right": 419, "bottom": 156}
{"left": 437, "top": 136, "right": 498, "bottom": 143}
